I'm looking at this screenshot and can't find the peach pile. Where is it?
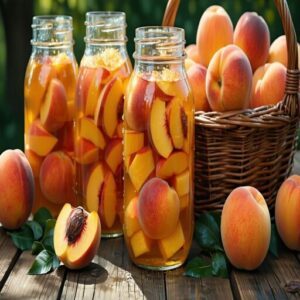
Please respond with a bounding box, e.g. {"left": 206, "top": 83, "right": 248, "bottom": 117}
{"left": 186, "top": 5, "right": 294, "bottom": 112}
{"left": 24, "top": 53, "right": 78, "bottom": 216}
{"left": 221, "top": 186, "right": 271, "bottom": 270}
{"left": 54, "top": 203, "right": 101, "bottom": 269}
{"left": 275, "top": 175, "right": 300, "bottom": 251}
{"left": 123, "top": 68, "right": 193, "bottom": 267}
{"left": 0, "top": 150, "right": 34, "bottom": 229}
{"left": 75, "top": 49, "right": 131, "bottom": 235}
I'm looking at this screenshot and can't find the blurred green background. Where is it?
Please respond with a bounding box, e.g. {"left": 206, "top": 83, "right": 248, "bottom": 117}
{"left": 0, "top": 0, "right": 299, "bottom": 152}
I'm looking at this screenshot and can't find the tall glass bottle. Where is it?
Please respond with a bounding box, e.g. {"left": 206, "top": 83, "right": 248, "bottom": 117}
{"left": 123, "top": 27, "right": 194, "bottom": 270}
{"left": 75, "top": 12, "right": 132, "bottom": 237}
{"left": 24, "top": 16, "right": 78, "bottom": 217}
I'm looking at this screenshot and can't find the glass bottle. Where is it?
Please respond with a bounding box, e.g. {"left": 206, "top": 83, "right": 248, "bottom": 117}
{"left": 24, "top": 16, "right": 78, "bottom": 217}
{"left": 123, "top": 26, "right": 194, "bottom": 270}
{"left": 75, "top": 12, "right": 132, "bottom": 237}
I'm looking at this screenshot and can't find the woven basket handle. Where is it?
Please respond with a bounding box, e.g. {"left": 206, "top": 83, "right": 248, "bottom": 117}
{"left": 162, "top": 0, "right": 299, "bottom": 117}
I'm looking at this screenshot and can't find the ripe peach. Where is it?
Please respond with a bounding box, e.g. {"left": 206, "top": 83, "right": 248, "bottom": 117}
{"left": 138, "top": 178, "right": 180, "bottom": 240}
{"left": 250, "top": 62, "right": 286, "bottom": 108}
{"left": 185, "top": 44, "right": 201, "bottom": 64}
{"left": 54, "top": 204, "right": 101, "bottom": 269}
{"left": 206, "top": 45, "right": 252, "bottom": 112}
{"left": 39, "top": 151, "right": 74, "bottom": 205}
{"left": 187, "top": 64, "right": 210, "bottom": 111}
{"left": 268, "top": 35, "right": 300, "bottom": 68}
{"left": 221, "top": 186, "right": 271, "bottom": 270}
{"left": 234, "top": 12, "right": 270, "bottom": 71}
{"left": 0, "top": 150, "right": 34, "bottom": 229}
{"left": 275, "top": 175, "right": 300, "bottom": 251}
{"left": 196, "top": 5, "right": 233, "bottom": 67}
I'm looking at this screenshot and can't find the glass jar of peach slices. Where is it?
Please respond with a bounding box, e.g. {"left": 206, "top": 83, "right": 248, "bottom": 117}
{"left": 123, "top": 27, "right": 194, "bottom": 270}
{"left": 24, "top": 16, "right": 78, "bottom": 217}
{"left": 75, "top": 12, "right": 132, "bottom": 237}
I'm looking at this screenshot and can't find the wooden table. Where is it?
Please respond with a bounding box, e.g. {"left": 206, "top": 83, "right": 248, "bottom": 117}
{"left": 0, "top": 153, "right": 300, "bottom": 299}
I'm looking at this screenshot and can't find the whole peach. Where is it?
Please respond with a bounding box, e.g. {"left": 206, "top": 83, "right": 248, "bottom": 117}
{"left": 275, "top": 175, "right": 300, "bottom": 251}
{"left": 0, "top": 150, "right": 34, "bottom": 229}
{"left": 221, "top": 186, "right": 271, "bottom": 270}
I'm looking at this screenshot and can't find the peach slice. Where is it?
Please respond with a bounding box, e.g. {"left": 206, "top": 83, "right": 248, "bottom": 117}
{"left": 99, "top": 170, "right": 117, "bottom": 228}
{"left": 104, "top": 138, "right": 122, "bottom": 174}
{"left": 172, "top": 170, "right": 189, "bottom": 197}
{"left": 40, "top": 78, "right": 68, "bottom": 132}
{"left": 167, "top": 98, "right": 187, "bottom": 149}
{"left": 156, "top": 151, "right": 188, "bottom": 179}
{"left": 117, "top": 122, "right": 123, "bottom": 138}
{"left": 156, "top": 79, "right": 188, "bottom": 99}
{"left": 158, "top": 222, "right": 185, "bottom": 260}
{"left": 28, "top": 120, "right": 58, "bottom": 157}
{"left": 94, "top": 77, "right": 123, "bottom": 138}
{"left": 124, "top": 175, "right": 136, "bottom": 207}
{"left": 54, "top": 204, "right": 101, "bottom": 269}
{"left": 128, "top": 147, "right": 155, "bottom": 191}
{"left": 130, "top": 230, "right": 152, "bottom": 258}
{"left": 149, "top": 98, "right": 173, "bottom": 158}
{"left": 56, "top": 122, "right": 74, "bottom": 153}
{"left": 75, "top": 138, "right": 99, "bottom": 165}
{"left": 79, "top": 117, "right": 106, "bottom": 150}
{"left": 25, "top": 149, "right": 43, "bottom": 178}
{"left": 124, "top": 130, "right": 144, "bottom": 156}
{"left": 85, "top": 67, "right": 110, "bottom": 117}
{"left": 124, "top": 197, "right": 140, "bottom": 238}
{"left": 86, "top": 163, "right": 105, "bottom": 212}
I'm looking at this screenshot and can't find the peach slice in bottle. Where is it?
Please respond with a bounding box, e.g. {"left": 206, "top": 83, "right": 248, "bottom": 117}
{"left": 149, "top": 98, "right": 173, "bottom": 159}
{"left": 156, "top": 151, "right": 188, "bottom": 179}
{"left": 40, "top": 78, "right": 68, "bottom": 132}
{"left": 172, "top": 170, "right": 189, "bottom": 197}
{"left": 124, "top": 130, "right": 144, "bottom": 156}
{"left": 124, "top": 197, "right": 140, "bottom": 238}
{"left": 54, "top": 204, "right": 101, "bottom": 269}
{"left": 166, "top": 98, "right": 187, "bottom": 149}
{"left": 28, "top": 120, "right": 58, "bottom": 157}
{"left": 75, "top": 138, "right": 99, "bottom": 165}
{"left": 79, "top": 117, "right": 106, "bottom": 150}
{"left": 94, "top": 77, "right": 123, "bottom": 138}
{"left": 104, "top": 138, "right": 122, "bottom": 174}
{"left": 131, "top": 230, "right": 152, "bottom": 258}
{"left": 156, "top": 79, "right": 188, "bottom": 99}
{"left": 56, "top": 122, "right": 74, "bottom": 153}
{"left": 128, "top": 147, "right": 155, "bottom": 191}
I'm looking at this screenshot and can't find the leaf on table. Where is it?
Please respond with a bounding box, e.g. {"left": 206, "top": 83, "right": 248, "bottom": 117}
{"left": 7, "top": 225, "right": 34, "bottom": 251}
{"left": 194, "top": 212, "right": 223, "bottom": 252}
{"left": 32, "top": 241, "right": 45, "bottom": 255}
{"left": 25, "top": 220, "right": 43, "bottom": 240}
{"left": 269, "top": 223, "right": 281, "bottom": 258}
{"left": 212, "top": 252, "right": 229, "bottom": 278}
{"left": 184, "top": 256, "right": 213, "bottom": 278}
{"left": 28, "top": 250, "right": 55, "bottom": 275}
{"left": 43, "top": 219, "right": 56, "bottom": 237}
{"left": 284, "top": 280, "right": 300, "bottom": 293}
{"left": 52, "top": 255, "right": 60, "bottom": 269}
{"left": 33, "top": 207, "right": 53, "bottom": 228}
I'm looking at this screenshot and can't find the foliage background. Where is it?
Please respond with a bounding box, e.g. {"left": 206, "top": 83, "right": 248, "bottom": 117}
{"left": 0, "top": 0, "right": 299, "bottom": 151}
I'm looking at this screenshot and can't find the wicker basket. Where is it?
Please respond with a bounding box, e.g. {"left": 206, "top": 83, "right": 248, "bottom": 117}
{"left": 163, "top": 0, "right": 300, "bottom": 217}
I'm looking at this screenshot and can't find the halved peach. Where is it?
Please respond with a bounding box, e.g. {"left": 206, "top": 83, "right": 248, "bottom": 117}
{"left": 130, "top": 230, "right": 152, "bottom": 258}
{"left": 124, "top": 130, "right": 144, "bottom": 156}
{"left": 156, "top": 151, "right": 188, "bottom": 179}
{"left": 85, "top": 67, "right": 110, "bottom": 117}
{"left": 54, "top": 204, "right": 101, "bottom": 269}
{"left": 167, "top": 98, "right": 187, "bottom": 149}
{"left": 104, "top": 138, "right": 122, "bottom": 174}
{"left": 172, "top": 170, "right": 189, "bottom": 197}
{"left": 28, "top": 120, "right": 58, "bottom": 156}
{"left": 94, "top": 77, "right": 123, "bottom": 138}
{"left": 128, "top": 147, "right": 155, "bottom": 191}
{"left": 25, "top": 149, "right": 43, "bottom": 178}
{"left": 124, "top": 197, "right": 140, "bottom": 238}
{"left": 149, "top": 98, "right": 173, "bottom": 158}
{"left": 75, "top": 138, "right": 99, "bottom": 165}
{"left": 79, "top": 117, "right": 106, "bottom": 150}
{"left": 40, "top": 78, "right": 68, "bottom": 132}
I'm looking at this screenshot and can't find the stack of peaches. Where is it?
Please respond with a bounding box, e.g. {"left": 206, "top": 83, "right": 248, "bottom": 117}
{"left": 186, "top": 5, "right": 299, "bottom": 112}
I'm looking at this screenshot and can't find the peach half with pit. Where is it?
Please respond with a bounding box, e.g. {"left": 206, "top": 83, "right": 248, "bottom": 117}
{"left": 54, "top": 204, "right": 101, "bottom": 269}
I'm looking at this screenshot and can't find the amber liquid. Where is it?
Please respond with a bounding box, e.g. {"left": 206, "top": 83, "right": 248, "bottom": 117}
{"left": 123, "top": 68, "right": 194, "bottom": 270}
{"left": 75, "top": 50, "right": 131, "bottom": 237}
{"left": 24, "top": 53, "right": 78, "bottom": 217}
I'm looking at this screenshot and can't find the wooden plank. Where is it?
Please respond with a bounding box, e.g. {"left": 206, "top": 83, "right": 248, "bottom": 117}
{"left": 61, "top": 238, "right": 165, "bottom": 300}
{"left": 0, "top": 251, "right": 66, "bottom": 299}
{"left": 231, "top": 251, "right": 300, "bottom": 300}
{"left": 0, "top": 228, "right": 20, "bottom": 289}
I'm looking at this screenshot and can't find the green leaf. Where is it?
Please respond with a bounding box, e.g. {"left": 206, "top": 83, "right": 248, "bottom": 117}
{"left": 32, "top": 241, "right": 45, "bottom": 255}
{"left": 184, "top": 257, "right": 213, "bottom": 278}
{"left": 212, "top": 252, "right": 229, "bottom": 278}
{"left": 28, "top": 250, "right": 54, "bottom": 275}
{"left": 269, "top": 223, "right": 280, "bottom": 258}
{"left": 7, "top": 226, "right": 34, "bottom": 251}
{"left": 43, "top": 219, "right": 56, "bottom": 238}
{"left": 25, "top": 221, "right": 43, "bottom": 240}
{"left": 52, "top": 255, "right": 60, "bottom": 269}
{"left": 33, "top": 207, "right": 53, "bottom": 228}
{"left": 194, "top": 212, "right": 223, "bottom": 252}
